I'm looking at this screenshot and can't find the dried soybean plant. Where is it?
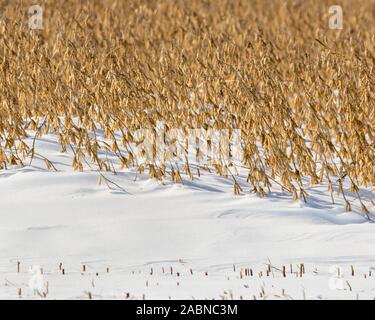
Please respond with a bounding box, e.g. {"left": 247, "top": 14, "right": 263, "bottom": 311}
{"left": 0, "top": 0, "right": 373, "bottom": 216}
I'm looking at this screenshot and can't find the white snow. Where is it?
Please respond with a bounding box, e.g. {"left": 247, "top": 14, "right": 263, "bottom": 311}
{"left": 0, "top": 133, "right": 374, "bottom": 299}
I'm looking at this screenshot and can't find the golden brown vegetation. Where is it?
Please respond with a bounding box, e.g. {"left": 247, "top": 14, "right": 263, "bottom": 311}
{"left": 0, "top": 0, "right": 374, "bottom": 215}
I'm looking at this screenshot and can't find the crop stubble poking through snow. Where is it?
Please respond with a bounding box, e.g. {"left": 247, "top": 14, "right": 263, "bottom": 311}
{"left": 0, "top": 0, "right": 374, "bottom": 216}
{"left": 3, "top": 260, "right": 375, "bottom": 299}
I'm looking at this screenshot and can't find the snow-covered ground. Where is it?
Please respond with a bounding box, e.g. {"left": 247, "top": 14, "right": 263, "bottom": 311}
{"left": 0, "top": 133, "right": 374, "bottom": 299}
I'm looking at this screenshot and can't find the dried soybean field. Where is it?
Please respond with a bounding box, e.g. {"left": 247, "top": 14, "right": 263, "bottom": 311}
{"left": 0, "top": 0, "right": 374, "bottom": 299}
